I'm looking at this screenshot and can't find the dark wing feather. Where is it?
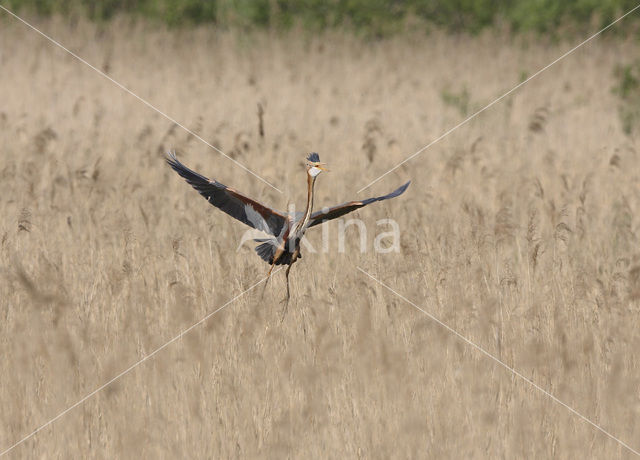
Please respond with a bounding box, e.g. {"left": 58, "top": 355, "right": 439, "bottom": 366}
{"left": 166, "top": 152, "right": 287, "bottom": 237}
{"left": 308, "top": 181, "right": 410, "bottom": 228}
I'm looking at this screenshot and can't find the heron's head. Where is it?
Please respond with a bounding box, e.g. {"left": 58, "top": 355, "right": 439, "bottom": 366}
{"left": 306, "top": 152, "right": 328, "bottom": 178}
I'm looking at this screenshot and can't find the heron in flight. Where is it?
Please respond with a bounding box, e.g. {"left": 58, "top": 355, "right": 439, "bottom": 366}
{"left": 166, "top": 152, "right": 409, "bottom": 299}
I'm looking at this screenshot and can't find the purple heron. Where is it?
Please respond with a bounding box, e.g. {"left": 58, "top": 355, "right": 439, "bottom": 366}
{"left": 166, "top": 152, "right": 409, "bottom": 299}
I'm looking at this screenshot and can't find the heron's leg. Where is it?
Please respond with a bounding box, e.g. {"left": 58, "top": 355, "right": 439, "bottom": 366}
{"left": 285, "top": 263, "right": 293, "bottom": 300}
{"left": 266, "top": 260, "right": 277, "bottom": 277}
{"left": 285, "top": 249, "right": 301, "bottom": 300}
{"left": 261, "top": 244, "right": 285, "bottom": 299}
{"left": 260, "top": 260, "right": 278, "bottom": 300}
{"left": 280, "top": 248, "right": 300, "bottom": 321}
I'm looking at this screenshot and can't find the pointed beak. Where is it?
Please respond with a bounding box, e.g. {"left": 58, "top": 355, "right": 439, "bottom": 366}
{"left": 316, "top": 163, "right": 329, "bottom": 172}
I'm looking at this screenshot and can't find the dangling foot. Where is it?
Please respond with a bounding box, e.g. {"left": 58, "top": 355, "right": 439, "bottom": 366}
{"left": 260, "top": 260, "right": 277, "bottom": 300}
{"left": 279, "top": 298, "right": 289, "bottom": 322}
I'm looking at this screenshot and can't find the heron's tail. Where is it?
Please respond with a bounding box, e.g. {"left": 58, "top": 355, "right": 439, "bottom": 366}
{"left": 255, "top": 241, "right": 299, "bottom": 265}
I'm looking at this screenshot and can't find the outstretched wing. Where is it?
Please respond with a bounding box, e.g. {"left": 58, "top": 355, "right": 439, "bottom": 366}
{"left": 166, "top": 152, "right": 287, "bottom": 237}
{"left": 308, "top": 181, "right": 410, "bottom": 228}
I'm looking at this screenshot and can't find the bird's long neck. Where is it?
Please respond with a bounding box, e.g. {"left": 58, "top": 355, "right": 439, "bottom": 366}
{"left": 297, "top": 173, "right": 316, "bottom": 233}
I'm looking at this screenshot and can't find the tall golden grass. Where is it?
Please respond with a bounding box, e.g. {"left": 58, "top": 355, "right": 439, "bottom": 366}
{"left": 1, "top": 16, "right": 639, "bottom": 458}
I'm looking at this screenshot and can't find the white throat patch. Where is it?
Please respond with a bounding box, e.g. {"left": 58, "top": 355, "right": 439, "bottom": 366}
{"left": 309, "top": 166, "right": 322, "bottom": 177}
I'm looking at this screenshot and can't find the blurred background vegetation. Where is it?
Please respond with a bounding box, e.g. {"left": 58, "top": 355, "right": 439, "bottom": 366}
{"left": 3, "top": 0, "right": 640, "bottom": 36}
{"left": 613, "top": 60, "right": 640, "bottom": 134}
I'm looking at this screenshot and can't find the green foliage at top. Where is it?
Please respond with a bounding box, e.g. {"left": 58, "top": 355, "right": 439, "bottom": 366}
{"left": 440, "top": 86, "right": 471, "bottom": 116}
{"left": 613, "top": 60, "right": 640, "bottom": 135}
{"left": 3, "top": 0, "right": 640, "bottom": 35}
